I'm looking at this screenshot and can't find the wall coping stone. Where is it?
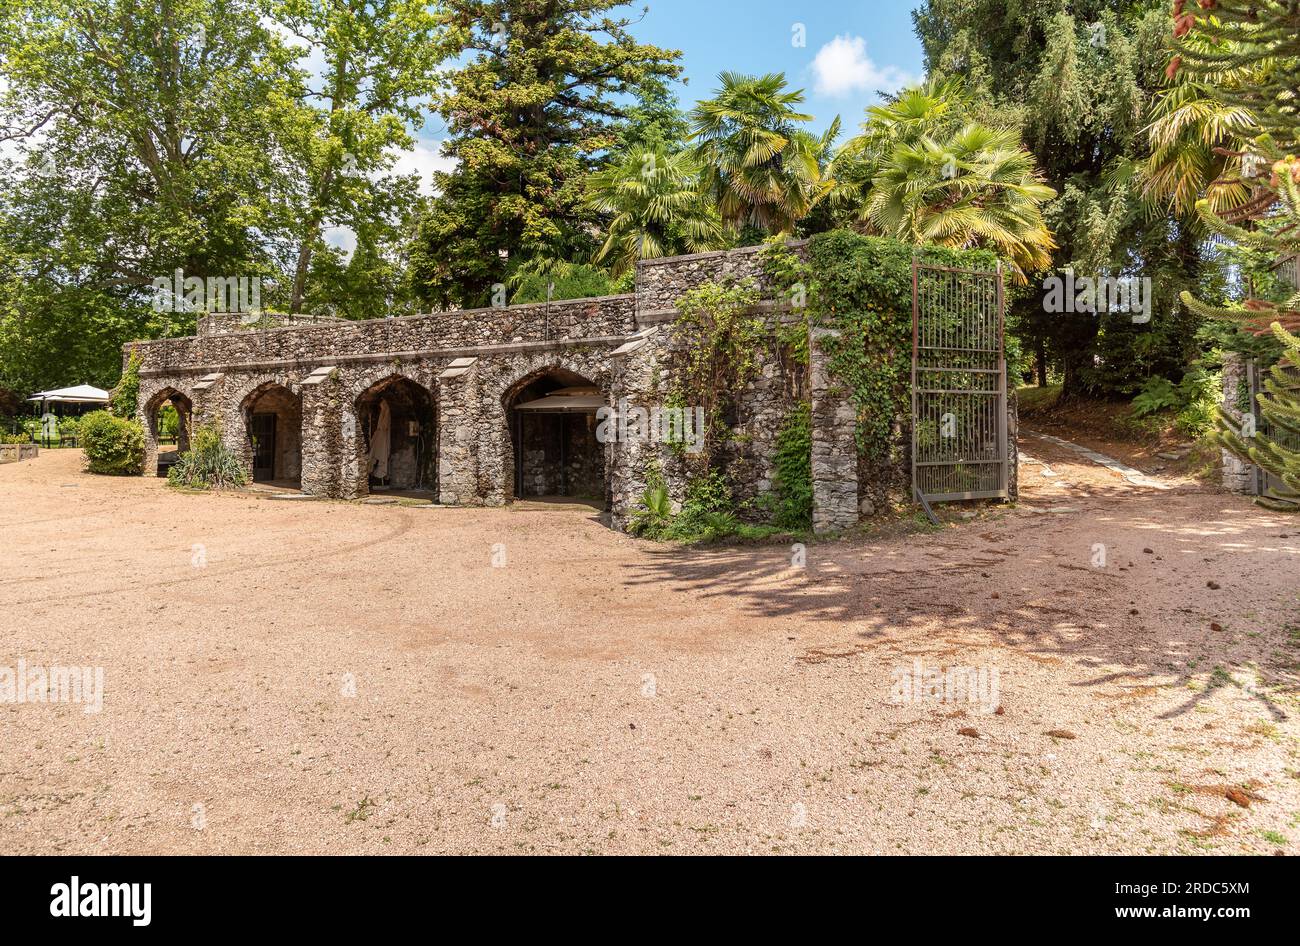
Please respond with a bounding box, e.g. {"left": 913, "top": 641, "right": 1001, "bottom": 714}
{"left": 137, "top": 333, "right": 642, "bottom": 379}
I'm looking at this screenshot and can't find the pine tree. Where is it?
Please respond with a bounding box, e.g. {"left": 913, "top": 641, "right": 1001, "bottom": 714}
{"left": 409, "top": 1, "right": 681, "bottom": 308}
{"left": 1171, "top": 0, "right": 1300, "bottom": 509}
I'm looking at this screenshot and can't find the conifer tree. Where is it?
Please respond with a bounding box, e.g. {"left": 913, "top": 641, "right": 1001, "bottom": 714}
{"left": 1171, "top": 0, "right": 1300, "bottom": 509}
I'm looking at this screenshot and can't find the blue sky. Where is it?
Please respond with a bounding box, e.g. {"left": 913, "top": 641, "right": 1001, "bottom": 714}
{"left": 634, "top": 0, "right": 926, "bottom": 137}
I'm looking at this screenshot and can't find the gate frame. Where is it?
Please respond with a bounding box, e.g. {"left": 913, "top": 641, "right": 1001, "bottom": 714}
{"left": 911, "top": 258, "right": 1010, "bottom": 506}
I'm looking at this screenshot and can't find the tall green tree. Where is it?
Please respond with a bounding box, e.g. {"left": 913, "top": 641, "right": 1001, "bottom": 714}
{"left": 270, "top": 0, "right": 453, "bottom": 313}
{"left": 409, "top": 0, "right": 681, "bottom": 308}
{"left": 914, "top": 0, "right": 1199, "bottom": 398}
{"left": 688, "top": 72, "right": 833, "bottom": 239}
{"left": 0, "top": 0, "right": 297, "bottom": 391}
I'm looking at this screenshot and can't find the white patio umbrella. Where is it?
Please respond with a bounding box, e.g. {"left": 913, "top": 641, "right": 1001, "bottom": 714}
{"left": 26, "top": 384, "right": 110, "bottom": 406}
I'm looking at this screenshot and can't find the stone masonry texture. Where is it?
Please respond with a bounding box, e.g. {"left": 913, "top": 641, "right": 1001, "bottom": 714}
{"left": 128, "top": 242, "right": 1018, "bottom": 532}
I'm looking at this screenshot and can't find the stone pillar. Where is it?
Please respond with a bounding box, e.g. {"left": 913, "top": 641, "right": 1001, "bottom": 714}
{"left": 300, "top": 370, "right": 342, "bottom": 497}
{"left": 1006, "top": 384, "right": 1019, "bottom": 503}
{"left": 436, "top": 372, "right": 479, "bottom": 506}
{"left": 1220, "top": 352, "right": 1256, "bottom": 494}
{"left": 810, "top": 327, "right": 860, "bottom": 534}
{"left": 339, "top": 385, "right": 365, "bottom": 499}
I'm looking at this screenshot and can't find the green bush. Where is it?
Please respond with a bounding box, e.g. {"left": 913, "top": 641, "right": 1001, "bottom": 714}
{"left": 1130, "top": 369, "right": 1222, "bottom": 438}
{"left": 79, "top": 410, "right": 144, "bottom": 475}
{"left": 629, "top": 481, "right": 673, "bottom": 537}
{"left": 167, "top": 421, "right": 248, "bottom": 489}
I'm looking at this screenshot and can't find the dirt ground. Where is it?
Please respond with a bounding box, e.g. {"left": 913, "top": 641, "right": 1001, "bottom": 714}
{"left": 1, "top": 444, "right": 1297, "bottom": 855}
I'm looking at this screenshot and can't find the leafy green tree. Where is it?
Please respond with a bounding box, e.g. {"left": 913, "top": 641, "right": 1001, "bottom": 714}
{"left": 269, "top": 0, "right": 453, "bottom": 313}
{"left": 914, "top": 0, "right": 1198, "bottom": 398}
{"left": 585, "top": 146, "right": 726, "bottom": 276}
{"left": 688, "top": 72, "right": 833, "bottom": 238}
{"left": 0, "top": 0, "right": 296, "bottom": 285}
{"left": 0, "top": 0, "right": 293, "bottom": 391}
{"left": 410, "top": 0, "right": 682, "bottom": 308}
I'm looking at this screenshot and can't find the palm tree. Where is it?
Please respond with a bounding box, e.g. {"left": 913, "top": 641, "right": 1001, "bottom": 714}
{"left": 584, "top": 146, "right": 726, "bottom": 276}
{"left": 863, "top": 123, "right": 1057, "bottom": 278}
{"left": 1141, "top": 81, "right": 1257, "bottom": 220}
{"left": 688, "top": 72, "right": 831, "bottom": 235}
{"left": 828, "top": 78, "right": 970, "bottom": 216}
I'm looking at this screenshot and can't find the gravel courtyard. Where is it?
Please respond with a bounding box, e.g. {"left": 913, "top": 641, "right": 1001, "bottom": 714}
{"left": 2, "top": 446, "right": 1297, "bottom": 855}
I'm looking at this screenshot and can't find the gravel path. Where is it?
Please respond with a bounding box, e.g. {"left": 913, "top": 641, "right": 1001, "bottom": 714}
{"left": 1, "top": 447, "right": 1297, "bottom": 854}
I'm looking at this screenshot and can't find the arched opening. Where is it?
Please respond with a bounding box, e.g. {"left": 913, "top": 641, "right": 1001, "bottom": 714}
{"left": 146, "top": 388, "right": 193, "bottom": 477}
{"left": 241, "top": 383, "right": 302, "bottom": 485}
{"left": 355, "top": 375, "right": 437, "bottom": 497}
{"left": 504, "top": 368, "right": 605, "bottom": 503}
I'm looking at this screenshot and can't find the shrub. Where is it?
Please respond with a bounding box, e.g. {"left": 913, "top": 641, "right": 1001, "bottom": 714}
{"left": 167, "top": 421, "right": 248, "bottom": 489}
{"left": 79, "top": 410, "right": 144, "bottom": 475}
{"left": 629, "top": 482, "right": 673, "bottom": 538}
{"left": 1130, "top": 369, "right": 1222, "bottom": 438}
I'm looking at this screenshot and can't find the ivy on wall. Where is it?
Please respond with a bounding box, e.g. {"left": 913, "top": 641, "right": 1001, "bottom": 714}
{"left": 670, "top": 279, "right": 764, "bottom": 467}
{"left": 770, "top": 400, "right": 812, "bottom": 529}
{"left": 764, "top": 230, "right": 1001, "bottom": 500}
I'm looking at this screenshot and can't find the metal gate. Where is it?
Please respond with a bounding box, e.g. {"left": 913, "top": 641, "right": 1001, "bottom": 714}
{"left": 1249, "top": 357, "right": 1300, "bottom": 498}
{"left": 911, "top": 259, "right": 1009, "bottom": 505}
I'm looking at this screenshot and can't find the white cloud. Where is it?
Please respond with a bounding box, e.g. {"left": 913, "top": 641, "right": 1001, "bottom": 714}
{"left": 387, "top": 139, "right": 456, "bottom": 196}
{"left": 811, "top": 34, "right": 917, "bottom": 98}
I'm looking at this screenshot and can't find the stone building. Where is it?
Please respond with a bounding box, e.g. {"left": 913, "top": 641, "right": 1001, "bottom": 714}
{"left": 126, "top": 242, "right": 1017, "bottom": 532}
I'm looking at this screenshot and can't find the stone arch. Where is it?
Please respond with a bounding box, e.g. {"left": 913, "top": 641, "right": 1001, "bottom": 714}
{"left": 494, "top": 356, "right": 611, "bottom": 504}
{"left": 237, "top": 379, "right": 303, "bottom": 484}
{"left": 140, "top": 384, "right": 195, "bottom": 477}
{"left": 352, "top": 372, "right": 438, "bottom": 496}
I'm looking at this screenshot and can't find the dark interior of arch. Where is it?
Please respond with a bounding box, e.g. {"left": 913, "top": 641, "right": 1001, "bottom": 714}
{"left": 244, "top": 384, "right": 302, "bottom": 484}
{"left": 506, "top": 369, "right": 604, "bottom": 501}
{"left": 356, "top": 376, "right": 437, "bottom": 492}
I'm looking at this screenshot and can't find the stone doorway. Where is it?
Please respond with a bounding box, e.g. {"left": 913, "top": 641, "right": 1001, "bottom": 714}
{"left": 241, "top": 383, "right": 302, "bottom": 485}
{"left": 354, "top": 375, "right": 437, "bottom": 496}
{"left": 144, "top": 387, "right": 193, "bottom": 477}
{"left": 505, "top": 369, "right": 605, "bottom": 502}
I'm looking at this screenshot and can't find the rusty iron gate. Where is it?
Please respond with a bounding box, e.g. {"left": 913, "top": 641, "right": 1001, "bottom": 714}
{"left": 1249, "top": 357, "right": 1300, "bottom": 499}
{"left": 911, "top": 260, "right": 1009, "bottom": 508}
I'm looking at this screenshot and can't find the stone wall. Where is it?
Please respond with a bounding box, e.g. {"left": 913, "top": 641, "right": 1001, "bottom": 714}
{"left": 133, "top": 295, "right": 637, "bottom": 375}
{"left": 128, "top": 240, "right": 1016, "bottom": 532}
{"left": 635, "top": 241, "right": 807, "bottom": 315}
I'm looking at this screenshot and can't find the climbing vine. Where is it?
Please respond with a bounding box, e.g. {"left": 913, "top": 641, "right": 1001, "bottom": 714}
{"left": 765, "top": 231, "right": 1001, "bottom": 496}
{"left": 670, "top": 279, "right": 764, "bottom": 467}
{"left": 110, "top": 350, "right": 142, "bottom": 418}
{"left": 771, "top": 401, "right": 812, "bottom": 530}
